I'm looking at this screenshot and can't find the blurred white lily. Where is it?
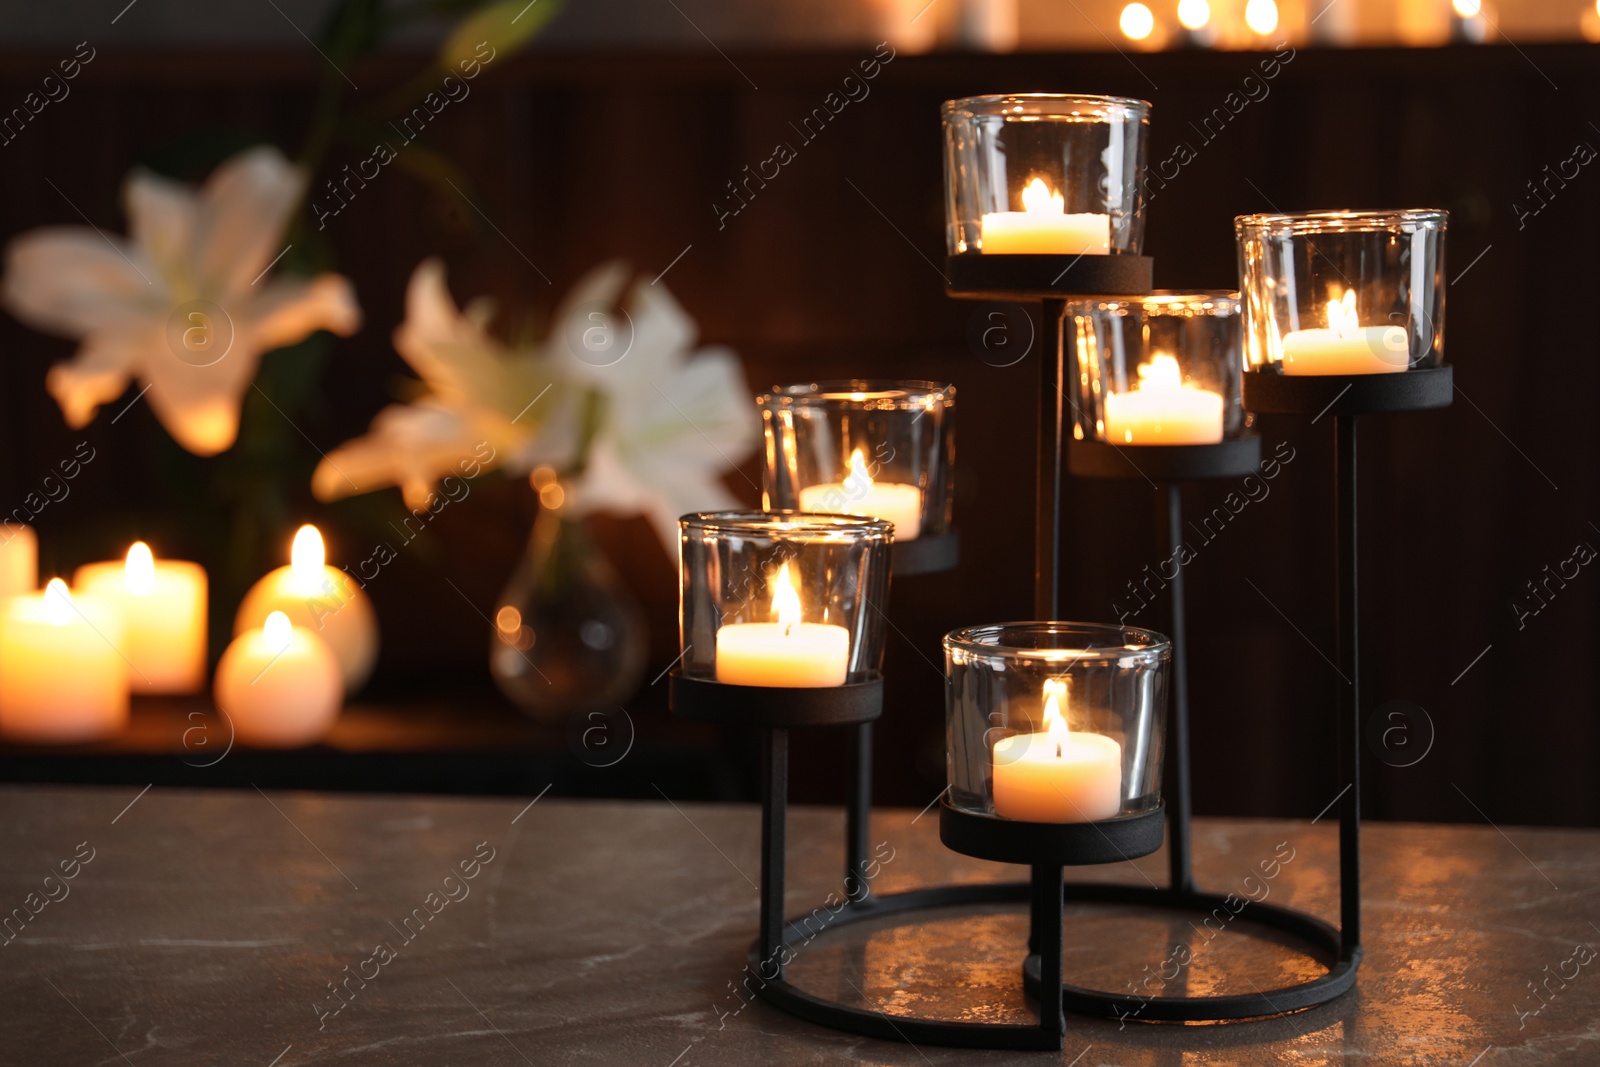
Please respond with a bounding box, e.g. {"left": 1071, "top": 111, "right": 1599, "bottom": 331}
{"left": 2, "top": 145, "right": 360, "bottom": 455}
{"left": 314, "top": 258, "right": 759, "bottom": 553}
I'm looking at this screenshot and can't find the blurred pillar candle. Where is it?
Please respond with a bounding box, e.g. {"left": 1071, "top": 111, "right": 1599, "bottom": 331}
{"left": 0, "top": 579, "right": 128, "bottom": 743}
{"left": 74, "top": 542, "right": 207, "bottom": 694}
{"left": 0, "top": 523, "right": 38, "bottom": 600}
{"left": 215, "top": 611, "right": 343, "bottom": 747}
{"left": 235, "top": 525, "right": 377, "bottom": 692}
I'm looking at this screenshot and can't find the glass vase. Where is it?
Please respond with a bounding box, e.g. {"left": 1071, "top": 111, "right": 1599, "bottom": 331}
{"left": 490, "top": 488, "right": 647, "bottom": 721}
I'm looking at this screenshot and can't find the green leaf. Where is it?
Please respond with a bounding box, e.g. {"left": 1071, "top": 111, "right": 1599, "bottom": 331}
{"left": 439, "top": 0, "right": 562, "bottom": 72}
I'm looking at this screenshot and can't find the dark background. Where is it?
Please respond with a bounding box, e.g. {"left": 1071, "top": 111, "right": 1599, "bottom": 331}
{"left": 0, "top": 42, "right": 1596, "bottom": 826}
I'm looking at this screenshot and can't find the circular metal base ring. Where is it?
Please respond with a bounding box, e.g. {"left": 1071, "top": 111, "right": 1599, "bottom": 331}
{"left": 1243, "top": 365, "right": 1452, "bottom": 416}
{"left": 668, "top": 672, "right": 883, "bottom": 728}
{"left": 748, "top": 882, "right": 1064, "bottom": 1050}
{"left": 892, "top": 531, "right": 960, "bottom": 576}
{"left": 945, "top": 254, "right": 1155, "bottom": 301}
{"left": 940, "top": 802, "right": 1165, "bottom": 866}
{"left": 1018, "top": 882, "right": 1359, "bottom": 1021}
{"left": 1067, "top": 436, "right": 1263, "bottom": 481}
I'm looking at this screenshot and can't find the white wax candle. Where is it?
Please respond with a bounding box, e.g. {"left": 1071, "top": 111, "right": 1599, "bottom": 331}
{"left": 215, "top": 611, "right": 344, "bottom": 748}
{"left": 236, "top": 525, "right": 377, "bottom": 692}
{"left": 980, "top": 177, "right": 1111, "bottom": 255}
{"left": 992, "top": 679, "right": 1122, "bottom": 823}
{"left": 1102, "top": 354, "right": 1225, "bottom": 445}
{"left": 0, "top": 523, "right": 37, "bottom": 601}
{"left": 714, "top": 562, "right": 849, "bottom": 687}
{"left": 0, "top": 579, "right": 128, "bottom": 743}
{"left": 1280, "top": 291, "right": 1409, "bottom": 376}
{"left": 797, "top": 449, "right": 923, "bottom": 540}
{"left": 75, "top": 543, "right": 208, "bottom": 695}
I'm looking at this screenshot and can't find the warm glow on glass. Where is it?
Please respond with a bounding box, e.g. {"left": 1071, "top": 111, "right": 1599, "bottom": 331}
{"left": 125, "top": 542, "right": 155, "bottom": 597}
{"left": 495, "top": 605, "right": 522, "bottom": 634}
{"left": 771, "top": 562, "right": 802, "bottom": 632}
{"left": 1177, "top": 0, "right": 1211, "bottom": 29}
{"left": 1245, "top": 0, "right": 1279, "bottom": 33}
{"left": 263, "top": 611, "right": 294, "bottom": 653}
{"left": 1120, "top": 2, "right": 1155, "bottom": 39}
{"left": 290, "top": 525, "right": 326, "bottom": 593}
{"left": 1021, "top": 176, "right": 1065, "bottom": 214}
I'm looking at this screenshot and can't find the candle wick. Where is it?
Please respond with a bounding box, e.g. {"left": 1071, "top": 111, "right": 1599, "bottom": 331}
{"left": 783, "top": 621, "right": 795, "bottom": 638}
{"left": 1056, "top": 742, "right": 1062, "bottom": 759}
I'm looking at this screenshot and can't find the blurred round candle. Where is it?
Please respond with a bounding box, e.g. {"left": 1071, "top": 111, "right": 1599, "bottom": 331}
{"left": 0, "top": 579, "right": 128, "bottom": 743}
{"left": 798, "top": 449, "right": 923, "bottom": 540}
{"left": 980, "top": 177, "right": 1111, "bottom": 255}
{"left": 74, "top": 542, "right": 207, "bottom": 694}
{"left": 0, "top": 523, "right": 37, "bottom": 601}
{"left": 1103, "top": 354, "right": 1225, "bottom": 444}
{"left": 215, "top": 611, "right": 343, "bottom": 748}
{"left": 235, "top": 525, "right": 377, "bottom": 692}
{"left": 715, "top": 562, "right": 849, "bottom": 687}
{"left": 1280, "top": 291, "right": 1410, "bottom": 376}
{"left": 992, "top": 678, "right": 1122, "bottom": 822}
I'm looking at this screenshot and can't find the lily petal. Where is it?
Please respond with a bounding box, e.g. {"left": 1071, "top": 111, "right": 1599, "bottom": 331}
{"left": 3, "top": 228, "right": 160, "bottom": 337}
{"left": 194, "top": 145, "right": 305, "bottom": 295}
{"left": 45, "top": 330, "right": 147, "bottom": 429}
{"left": 126, "top": 169, "right": 197, "bottom": 285}
{"left": 249, "top": 272, "right": 361, "bottom": 351}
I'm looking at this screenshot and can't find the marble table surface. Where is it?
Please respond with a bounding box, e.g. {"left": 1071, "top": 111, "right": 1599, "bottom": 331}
{"left": 2, "top": 784, "right": 1597, "bottom": 1066}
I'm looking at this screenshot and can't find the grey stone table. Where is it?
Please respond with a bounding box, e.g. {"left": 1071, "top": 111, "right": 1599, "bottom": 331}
{"left": 2, "top": 784, "right": 1597, "bottom": 1066}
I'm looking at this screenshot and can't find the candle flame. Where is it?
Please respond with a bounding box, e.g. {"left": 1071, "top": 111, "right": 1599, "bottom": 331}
{"left": 845, "top": 448, "right": 873, "bottom": 493}
{"left": 43, "top": 578, "right": 73, "bottom": 627}
{"left": 263, "top": 611, "right": 294, "bottom": 653}
{"left": 1136, "top": 354, "right": 1184, "bottom": 390}
{"left": 1042, "top": 677, "right": 1070, "bottom": 757}
{"left": 1326, "top": 290, "right": 1360, "bottom": 337}
{"left": 290, "top": 524, "right": 326, "bottom": 594}
{"left": 125, "top": 541, "right": 155, "bottom": 597}
{"left": 1021, "top": 177, "right": 1064, "bottom": 214}
{"left": 771, "top": 561, "right": 802, "bottom": 635}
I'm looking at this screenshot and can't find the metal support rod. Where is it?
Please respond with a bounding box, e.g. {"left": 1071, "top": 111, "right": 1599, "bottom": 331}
{"left": 1036, "top": 299, "right": 1066, "bottom": 619}
{"left": 1334, "top": 415, "right": 1361, "bottom": 951}
{"left": 760, "top": 727, "right": 789, "bottom": 970}
{"left": 1162, "top": 481, "right": 1196, "bottom": 894}
{"left": 1032, "top": 865, "right": 1065, "bottom": 1035}
{"left": 845, "top": 722, "right": 871, "bottom": 902}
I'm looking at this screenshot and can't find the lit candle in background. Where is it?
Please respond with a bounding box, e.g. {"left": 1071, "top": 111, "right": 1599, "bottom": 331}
{"left": 991, "top": 677, "right": 1123, "bottom": 822}
{"left": 215, "top": 611, "right": 343, "bottom": 748}
{"left": 798, "top": 449, "right": 924, "bottom": 540}
{"left": 715, "top": 562, "right": 850, "bottom": 687}
{"left": 980, "top": 177, "right": 1111, "bottom": 255}
{"left": 1102, "top": 354, "right": 1225, "bottom": 445}
{"left": 74, "top": 542, "right": 207, "bottom": 694}
{"left": 1280, "top": 290, "right": 1410, "bottom": 375}
{"left": 0, "top": 579, "right": 128, "bottom": 743}
{"left": 235, "top": 525, "right": 378, "bottom": 692}
{"left": 0, "top": 523, "right": 38, "bottom": 602}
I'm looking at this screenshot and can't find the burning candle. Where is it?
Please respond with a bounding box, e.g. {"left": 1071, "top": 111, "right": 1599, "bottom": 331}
{"left": 1280, "top": 290, "right": 1410, "bottom": 375}
{"left": 798, "top": 449, "right": 924, "bottom": 540}
{"left": 1102, "top": 354, "right": 1225, "bottom": 445}
{"left": 215, "top": 611, "right": 343, "bottom": 747}
{"left": 715, "top": 562, "right": 850, "bottom": 687}
{"left": 981, "top": 177, "right": 1111, "bottom": 255}
{"left": 74, "top": 542, "right": 207, "bottom": 694}
{"left": 0, "top": 579, "right": 128, "bottom": 743}
{"left": 235, "top": 525, "right": 377, "bottom": 692}
{"left": 992, "top": 678, "right": 1122, "bottom": 822}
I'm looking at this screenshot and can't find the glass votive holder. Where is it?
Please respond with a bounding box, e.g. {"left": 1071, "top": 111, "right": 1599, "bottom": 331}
{"left": 756, "top": 381, "right": 954, "bottom": 543}
{"left": 679, "top": 512, "right": 892, "bottom": 688}
{"left": 1066, "top": 291, "right": 1244, "bottom": 446}
{"left": 942, "top": 94, "right": 1151, "bottom": 257}
{"left": 945, "top": 622, "right": 1169, "bottom": 823}
{"left": 1236, "top": 209, "right": 1447, "bottom": 376}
